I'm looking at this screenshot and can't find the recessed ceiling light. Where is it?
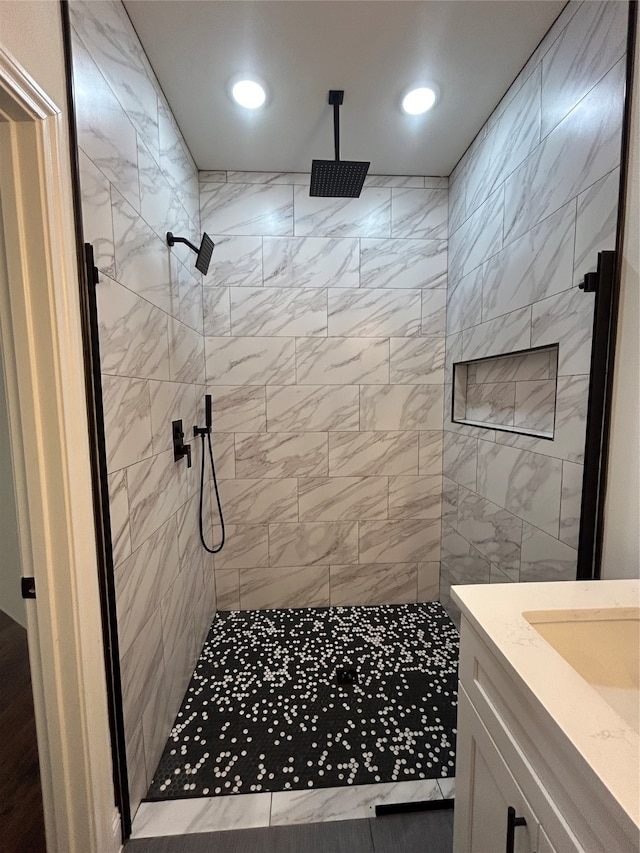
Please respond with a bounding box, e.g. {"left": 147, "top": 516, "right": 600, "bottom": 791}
{"left": 231, "top": 78, "right": 267, "bottom": 109}
{"left": 402, "top": 86, "right": 438, "bottom": 115}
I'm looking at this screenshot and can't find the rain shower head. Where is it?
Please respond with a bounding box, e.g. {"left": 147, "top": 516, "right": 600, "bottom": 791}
{"left": 310, "top": 90, "right": 370, "bottom": 198}
{"left": 166, "top": 231, "right": 215, "bottom": 275}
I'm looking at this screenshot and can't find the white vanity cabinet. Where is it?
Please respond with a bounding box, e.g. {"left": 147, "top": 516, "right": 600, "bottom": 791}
{"left": 451, "top": 583, "right": 639, "bottom": 853}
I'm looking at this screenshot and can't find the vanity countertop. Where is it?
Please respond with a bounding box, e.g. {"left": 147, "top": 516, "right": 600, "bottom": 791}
{"left": 451, "top": 579, "right": 640, "bottom": 838}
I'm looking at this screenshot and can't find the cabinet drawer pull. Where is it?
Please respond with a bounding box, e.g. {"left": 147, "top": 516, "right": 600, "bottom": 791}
{"left": 506, "top": 806, "right": 527, "bottom": 853}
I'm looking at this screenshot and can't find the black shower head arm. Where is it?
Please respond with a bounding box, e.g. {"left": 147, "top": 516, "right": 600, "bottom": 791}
{"left": 166, "top": 232, "right": 199, "bottom": 255}
{"left": 328, "top": 90, "right": 344, "bottom": 162}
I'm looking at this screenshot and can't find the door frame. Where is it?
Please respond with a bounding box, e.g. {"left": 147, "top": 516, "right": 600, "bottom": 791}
{"left": 0, "top": 44, "right": 121, "bottom": 853}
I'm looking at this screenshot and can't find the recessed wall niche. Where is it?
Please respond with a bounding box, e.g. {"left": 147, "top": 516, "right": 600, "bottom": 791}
{"left": 452, "top": 345, "right": 559, "bottom": 439}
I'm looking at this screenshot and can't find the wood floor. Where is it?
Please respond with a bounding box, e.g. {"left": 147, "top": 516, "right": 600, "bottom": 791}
{"left": 0, "top": 609, "right": 47, "bottom": 853}
{"left": 125, "top": 808, "right": 454, "bottom": 853}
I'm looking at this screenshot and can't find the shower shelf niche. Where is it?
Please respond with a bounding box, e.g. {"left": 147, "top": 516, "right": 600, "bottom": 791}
{"left": 452, "top": 344, "right": 559, "bottom": 439}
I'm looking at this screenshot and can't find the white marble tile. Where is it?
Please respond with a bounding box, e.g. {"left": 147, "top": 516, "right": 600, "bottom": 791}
{"left": 477, "top": 441, "right": 562, "bottom": 536}
{"left": 560, "top": 460, "right": 583, "bottom": 550}
{"left": 126, "top": 450, "right": 188, "bottom": 550}
{"left": 215, "top": 569, "right": 239, "bottom": 610}
{"left": 125, "top": 720, "right": 147, "bottom": 818}
{"left": 137, "top": 137, "right": 189, "bottom": 248}
{"left": 175, "top": 261, "right": 203, "bottom": 333}
{"left": 298, "top": 477, "right": 388, "bottom": 521}
{"left": 157, "top": 98, "right": 199, "bottom": 224}
{"left": 482, "top": 202, "right": 576, "bottom": 322}
{"left": 328, "top": 289, "right": 421, "bottom": 337}
{"left": 359, "top": 518, "right": 440, "bottom": 564}
{"left": 519, "top": 523, "right": 578, "bottom": 582}
{"left": 112, "top": 190, "right": 174, "bottom": 315}
{"left": 96, "top": 274, "right": 170, "bottom": 380}
{"left": 531, "top": 287, "right": 594, "bottom": 375}
{"left": 448, "top": 162, "right": 467, "bottom": 236}
{"left": 440, "top": 523, "right": 491, "bottom": 593}
{"left": 227, "top": 171, "right": 309, "bottom": 185}
{"left": 202, "top": 286, "right": 231, "bottom": 337}
{"left": 201, "top": 182, "right": 293, "bottom": 236}
{"left": 231, "top": 288, "right": 327, "bottom": 337}
{"left": 360, "top": 385, "right": 443, "bottom": 431}
{"left": 442, "top": 477, "right": 459, "bottom": 527}
{"left": 573, "top": 167, "right": 620, "bottom": 286}
{"left": 205, "top": 337, "right": 296, "bottom": 385}
{"left": 296, "top": 337, "right": 389, "bottom": 385}
{"left": 421, "top": 289, "right": 447, "bottom": 337}
{"left": 388, "top": 475, "right": 442, "bottom": 519}
{"left": 504, "top": 57, "right": 625, "bottom": 243}
{"left": 239, "top": 565, "right": 330, "bottom": 609}
{"left": 419, "top": 431, "right": 443, "bottom": 476}
{"left": 330, "top": 563, "right": 418, "bottom": 607}
{"left": 210, "top": 433, "right": 236, "bottom": 480}
{"left": 102, "top": 374, "right": 152, "bottom": 472}
{"left": 209, "top": 386, "right": 266, "bottom": 433}
{"left": 365, "top": 175, "right": 426, "bottom": 188}
{"left": 462, "top": 306, "right": 532, "bottom": 362}
{"left": 418, "top": 562, "right": 440, "bottom": 602}
{"left": 494, "top": 375, "right": 588, "bottom": 464}
{"left": 108, "top": 469, "right": 131, "bottom": 567}
{"left": 131, "top": 794, "right": 272, "bottom": 837}
{"left": 263, "top": 236, "right": 359, "bottom": 288}
{"left": 78, "top": 150, "right": 115, "bottom": 276}
{"left": 269, "top": 521, "right": 358, "bottom": 568}
{"left": 176, "top": 492, "right": 204, "bottom": 581}
{"left": 443, "top": 432, "right": 478, "bottom": 490}
{"left": 219, "top": 478, "right": 298, "bottom": 523}
{"left": 361, "top": 238, "right": 447, "bottom": 290}
{"left": 71, "top": 32, "right": 139, "bottom": 210}
{"left": 389, "top": 337, "right": 445, "bottom": 385}
{"left": 447, "top": 267, "right": 483, "bottom": 335}
{"left": 270, "top": 779, "right": 441, "bottom": 825}
{"left": 457, "top": 487, "right": 522, "bottom": 573}
{"left": 294, "top": 186, "right": 390, "bottom": 237}
{"left": 329, "top": 431, "right": 418, "bottom": 477}
{"left": 204, "top": 235, "right": 262, "bottom": 289}
{"left": 71, "top": 0, "right": 160, "bottom": 160}
{"left": 267, "top": 385, "right": 359, "bottom": 432}
{"left": 235, "top": 432, "right": 328, "bottom": 478}
{"left": 437, "top": 777, "right": 456, "bottom": 799}
{"left": 168, "top": 317, "right": 204, "bottom": 384}
{"left": 213, "top": 523, "right": 269, "bottom": 570}
{"left": 199, "top": 170, "right": 227, "bottom": 184}
{"left": 465, "top": 381, "right": 516, "bottom": 427}
{"left": 473, "top": 348, "right": 555, "bottom": 384}
{"left": 513, "top": 380, "right": 556, "bottom": 434}
{"left": 391, "top": 188, "right": 448, "bottom": 239}
{"left": 148, "top": 380, "right": 195, "bottom": 456}
{"left": 541, "top": 0, "right": 628, "bottom": 138}
{"left": 465, "top": 66, "right": 541, "bottom": 215}
{"left": 449, "top": 187, "right": 503, "bottom": 282}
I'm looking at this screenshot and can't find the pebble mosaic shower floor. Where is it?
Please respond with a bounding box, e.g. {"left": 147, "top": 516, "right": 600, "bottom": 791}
{"left": 146, "top": 602, "right": 459, "bottom": 801}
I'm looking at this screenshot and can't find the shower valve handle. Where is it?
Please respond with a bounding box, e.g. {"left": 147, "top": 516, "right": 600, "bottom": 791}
{"left": 172, "top": 419, "right": 192, "bottom": 468}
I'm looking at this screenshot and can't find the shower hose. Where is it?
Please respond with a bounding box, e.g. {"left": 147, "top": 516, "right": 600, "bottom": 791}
{"left": 197, "top": 428, "right": 225, "bottom": 554}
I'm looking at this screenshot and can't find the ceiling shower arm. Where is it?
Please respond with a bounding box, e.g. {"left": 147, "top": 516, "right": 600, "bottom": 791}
{"left": 329, "top": 90, "right": 344, "bottom": 162}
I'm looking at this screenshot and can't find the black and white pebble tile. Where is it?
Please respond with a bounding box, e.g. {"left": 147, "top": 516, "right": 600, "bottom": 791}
{"left": 147, "top": 602, "right": 458, "bottom": 801}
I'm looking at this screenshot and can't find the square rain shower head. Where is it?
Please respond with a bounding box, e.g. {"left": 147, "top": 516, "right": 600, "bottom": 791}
{"left": 196, "top": 233, "right": 215, "bottom": 275}
{"left": 310, "top": 159, "right": 370, "bottom": 198}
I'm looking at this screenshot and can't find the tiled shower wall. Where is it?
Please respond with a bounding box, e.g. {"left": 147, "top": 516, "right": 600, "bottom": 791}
{"left": 70, "top": 1, "right": 217, "bottom": 811}
{"left": 441, "top": 0, "right": 627, "bottom": 614}
{"left": 200, "top": 171, "right": 448, "bottom": 611}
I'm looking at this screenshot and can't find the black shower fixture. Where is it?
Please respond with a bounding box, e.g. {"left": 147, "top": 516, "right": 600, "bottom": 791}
{"left": 166, "top": 231, "right": 215, "bottom": 275}
{"left": 310, "top": 90, "right": 370, "bottom": 198}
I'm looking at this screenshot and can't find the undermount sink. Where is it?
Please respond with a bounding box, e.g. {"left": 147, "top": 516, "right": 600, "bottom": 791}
{"left": 523, "top": 607, "right": 640, "bottom": 733}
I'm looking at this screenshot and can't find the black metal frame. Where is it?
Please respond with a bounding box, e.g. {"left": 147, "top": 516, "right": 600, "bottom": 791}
{"left": 60, "top": 1, "right": 131, "bottom": 838}
{"left": 576, "top": 0, "right": 638, "bottom": 580}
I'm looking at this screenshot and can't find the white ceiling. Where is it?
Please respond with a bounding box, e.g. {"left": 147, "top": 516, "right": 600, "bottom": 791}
{"left": 124, "top": 0, "right": 566, "bottom": 177}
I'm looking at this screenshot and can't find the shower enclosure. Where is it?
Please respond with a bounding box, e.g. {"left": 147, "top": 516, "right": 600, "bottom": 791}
{"left": 65, "top": 0, "right": 631, "bottom": 838}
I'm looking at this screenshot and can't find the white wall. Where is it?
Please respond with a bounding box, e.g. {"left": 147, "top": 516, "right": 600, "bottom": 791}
{"left": 601, "top": 22, "right": 640, "bottom": 581}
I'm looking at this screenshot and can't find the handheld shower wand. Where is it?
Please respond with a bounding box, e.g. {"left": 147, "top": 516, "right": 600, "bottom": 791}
{"left": 194, "top": 394, "right": 225, "bottom": 553}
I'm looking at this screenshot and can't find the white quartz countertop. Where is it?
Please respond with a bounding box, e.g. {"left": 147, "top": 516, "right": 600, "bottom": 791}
{"left": 451, "top": 579, "right": 640, "bottom": 835}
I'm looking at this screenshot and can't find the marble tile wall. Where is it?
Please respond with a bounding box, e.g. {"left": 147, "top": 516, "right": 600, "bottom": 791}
{"left": 200, "top": 171, "right": 448, "bottom": 612}
{"left": 70, "top": 0, "right": 217, "bottom": 815}
{"left": 441, "top": 0, "right": 627, "bottom": 619}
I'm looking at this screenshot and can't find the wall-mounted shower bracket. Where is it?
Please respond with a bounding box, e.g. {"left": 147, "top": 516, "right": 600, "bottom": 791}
{"left": 172, "top": 419, "right": 192, "bottom": 468}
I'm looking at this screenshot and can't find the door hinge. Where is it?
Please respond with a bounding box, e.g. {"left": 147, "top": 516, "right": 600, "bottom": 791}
{"left": 21, "top": 577, "right": 36, "bottom": 599}
{"left": 579, "top": 250, "right": 615, "bottom": 293}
